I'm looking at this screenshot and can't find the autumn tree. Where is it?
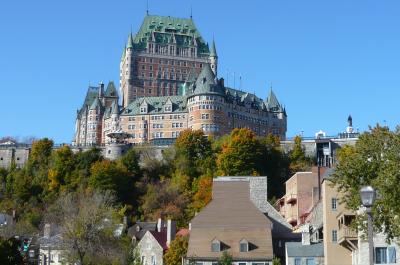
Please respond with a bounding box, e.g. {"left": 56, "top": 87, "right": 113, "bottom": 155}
{"left": 331, "top": 125, "right": 400, "bottom": 240}
{"left": 163, "top": 235, "right": 188, "bottom": 265}
{"left": 48, "top": 146, "right": 75, "bottom": 192}
{"left": 217, "top": 128, "right": 263, "bottom": 175}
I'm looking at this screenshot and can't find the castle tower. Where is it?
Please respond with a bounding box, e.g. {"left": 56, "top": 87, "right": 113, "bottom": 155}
{"left": 87, "top": 97, "right": 103, "bottom": 145}
{"left": 120, "top": 15, "right": 212, "bottom": 107}
{"left": 187, "top": 64, "right": 225, "bottom": 136}
{"left": 209, "top": 39, "right": 218, "bottom": 77}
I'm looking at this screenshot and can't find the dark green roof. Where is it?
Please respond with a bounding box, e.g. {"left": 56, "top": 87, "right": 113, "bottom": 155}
{"left": 131, "top": 15, "right": 209, "bottom": 54}
{"left": 89, "top": 97, "right": 102, "bottom": 110}
{"left": 210, "top": 39, "right": 217, "bottom": 57}
{"left": 127, "top": 33, "right": 134, "bottom": 49}
{"left": 188, "top": 64, "right": 224, "bottom": 96}
{"left": 122, "top": 95, "right": 186, "bottom": 115}
{"left": 266, "top": 89, "right": 282, "bottom": 111}
{"left": 105, "top": 81, "right": 118, "bottom": 97}
{"left": 111, "top": 100, "right": 119, "bottom": 115}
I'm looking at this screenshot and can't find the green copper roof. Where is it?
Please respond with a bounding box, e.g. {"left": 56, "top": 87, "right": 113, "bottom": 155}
{"left": 89, "top": 97, "right": 102, "bottom": 110}
{"left": 210, "top": 39, "right": 217, "bottom": 57}
{"left": 127, "top": 33, "right": 134, "bottom": 49}
{"left": 266, "top": 89, "right": 282, "bottom": 111}
{"left": 122, "top": 95, "right": 186, "bottom": 115}
{"left": 131, "top": 15, "right": 209, "bottom": 54}
{"left": 105, "top": 81, "right": 118, "bottom": 97}
{"left": 121, "top": 45, "right": 126, "bottom": 61}
{"left": 111, "top": 100, "right": 119, "bottom": 115}
{"left": 188, "top": 64, "right": 224, "bottom": 96}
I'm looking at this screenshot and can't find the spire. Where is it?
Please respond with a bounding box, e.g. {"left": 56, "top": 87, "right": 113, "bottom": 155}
{"left": 146, "top": 0, "right": 149, "bottom": 15}
{"left": 127, "top": 33, "right": 134, "bottom": 49}
{"left": 190, "top": 5, "right": 193, "bottom": 20}
{"left": 121, "top": 45, "right": 126, "bottom": 61}
{"left": 111, "top": 100, "right": 119, "bottom": 115}
{"left": 266, "top": 87, "right": 281, "bottom": 110}
{"left": 210, "top": 37, "right": 217, "bottom": 57}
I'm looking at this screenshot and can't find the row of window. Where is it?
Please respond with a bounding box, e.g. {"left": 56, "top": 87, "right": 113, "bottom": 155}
{"left": 126, "top": 114, "right": 185, "bottom": 121}
{"left": 188, "top": 95, "right": 223, "bottom": 103}
{"left": 201, "top": 124, "right": 219, "bottom": 132}
{"left": 138, "top": 57, "right": 202, "bottom": 67}
{"left": 228, "top": 112, "right": 268, "bottom": 125}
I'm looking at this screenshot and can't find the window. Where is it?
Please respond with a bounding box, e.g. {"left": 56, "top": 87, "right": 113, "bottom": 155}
{"left": 211, "top": 239, "right": 220, "bottom": 252}
{"left": 238, "top": 263, "right": 246, "bottom": 265}
{"left": 375, "top": 247, "right": 396, "bottom": 264}
{"left": 151, "top": 255, "right": 156, "bottom": 265}
{"left": 239, "top": 239, "right": 248, "bottom": 252}
{"left": 331, "top": 198, "right": 337, "bottom": 211}
{"left": 306, "top": 258, "right": 315, "bottom": 265}
{"left": 294, "top": 258, "right": 301, "bottom": 265}
{"left": 332, "top": 230, "right": 337, "bottom": 243}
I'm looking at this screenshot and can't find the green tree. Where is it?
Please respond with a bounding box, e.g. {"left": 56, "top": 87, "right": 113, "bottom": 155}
{"left": 118, "top": 148, "right": 141, "bottom": 177}
{"left": 0, "top": 237, "right": 24, "bottom": 265}
{"left": 289, "top": 135, "right": 312, "bottom": 173}
{"left": 331, "top": 125, "right": 400, "bottom": 240}
{"left": 163, "top": 235, "right": 188, "bottom": 265}
{"left": 218, "top": 251, "right": 232, "bottom": 265}
{"left": 272, "top": 257, "right": 281, "bottom": 265}
{"left": 217, "top": 128, "right": 263, "bottom": 175}
{"left": 48, "top": 146, "right": 75, "bottom": 192}
{"left": 127, "top": 247, "right": 143, "bottom": 265}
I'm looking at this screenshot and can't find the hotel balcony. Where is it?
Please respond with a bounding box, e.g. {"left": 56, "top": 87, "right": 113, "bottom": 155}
{"left": 337, "top": 211, "right": 357, "bottom": 250}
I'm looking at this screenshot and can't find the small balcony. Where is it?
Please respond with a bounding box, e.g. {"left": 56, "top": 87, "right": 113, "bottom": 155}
{"left": 286, "top": 194, "right": 297, "bottom": 204}
{"left": 337, "top": 211, "right": 357, "bottom": 250}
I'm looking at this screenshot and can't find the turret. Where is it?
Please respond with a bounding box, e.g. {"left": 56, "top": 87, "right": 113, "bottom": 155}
{"left": 209, "top": 39, "right": 218, "bottom": 77}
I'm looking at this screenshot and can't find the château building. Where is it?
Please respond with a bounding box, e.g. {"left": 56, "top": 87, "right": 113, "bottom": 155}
{"left": 73, "top": 15, "right": 287, "bottom": 146}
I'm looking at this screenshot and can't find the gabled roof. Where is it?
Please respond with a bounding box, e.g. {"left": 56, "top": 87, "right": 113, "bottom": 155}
{"left": 187, "top": 180, "right": 273, "bottom": 260}
{"left": 149, "top": 229, "right": 168, "bottom": 251}
{"left": 105, "top": 81, "right": 118, "bottom": 97}
{"left": 131, "top": 15, "right": 209, "bottom": 54}
{"left": 127, "top": 33, "right": 134, "bottom": 49}
{"left": 89, "top": 97, "right": 102, "bottom": 110}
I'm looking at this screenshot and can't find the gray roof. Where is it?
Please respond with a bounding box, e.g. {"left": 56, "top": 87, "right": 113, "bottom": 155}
{"left": 127, "top": 221, "right": 157, "bottom": 240}
{"left": 210, "top": 39, "right": 217, "bottom": 57}
{"left": 188, "top": 64, "right": 225, "bottom": 96}
{"left": 89, "top": 97, "right": 102, "bottom": 110}
{"left": 266, "top": 89, "right": 282, "bottom": 111}
{"left": 322, "top": 168, "right": 335, "bottom": 181}
{"left": 105, "top": 81, "right": 118, "bottom": 97}
{"left": 286, "top": 242, "right": 324, "bottom": 257}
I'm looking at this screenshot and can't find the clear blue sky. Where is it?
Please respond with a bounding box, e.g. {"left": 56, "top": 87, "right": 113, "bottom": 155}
{"left": 1, "top": 0, "right": 399, "bottom": 143}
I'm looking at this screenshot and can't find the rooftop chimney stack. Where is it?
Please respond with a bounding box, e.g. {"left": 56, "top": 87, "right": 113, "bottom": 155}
{"left": 44, "top": 223, "right": 51, "bottom": 238}
{"left": 167, "top": 219, "right": 176, "bottom": 247}
{"left": 157, "top": 218, "right": 163, "bottom": 233}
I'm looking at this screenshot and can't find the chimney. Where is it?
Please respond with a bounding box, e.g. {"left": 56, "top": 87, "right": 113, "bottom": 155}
{"left": 99, "top": 82, "right": 104, "bottom": 97}
{"left": 301, "top": 224, "right": 311, "bottom": 245}
{"left": 157, "top": 218, "right": 163, "bottom": 233}
{"left": 44, "top": 223, "right": 51, "bottom": 238}
{"left": 166, "top": 220, "right": 176, "bottom": 247}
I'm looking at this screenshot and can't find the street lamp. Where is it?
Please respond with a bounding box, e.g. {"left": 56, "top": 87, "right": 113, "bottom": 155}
{"left": 360, "top": 186, "right": 376, "bottom": 265}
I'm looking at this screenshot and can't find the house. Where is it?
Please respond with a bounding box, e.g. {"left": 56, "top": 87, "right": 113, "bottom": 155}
{"left": 136, "top": 219, "right": 176, "bottom": 265}
{"left": 285, "top": 241, "right": 324, "bottom": 265}
{"left": 186, "top": 176, "right": 300, "bottom": 265}
{"left": 127, "top": 221, "right": 157, "bottom": 244}
{"left": 37, "top": 223, "right": 64, "bottom": 265}
{"left": 276, "top": 168, "right": 324, "bottom": 228}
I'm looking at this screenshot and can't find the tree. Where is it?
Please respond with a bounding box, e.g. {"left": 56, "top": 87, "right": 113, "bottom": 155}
{"left": 218, "top": 251, "right": 232, "bottom": 265}
{"left": 217, "top": 128, "right": 263, "bottom": 175}
{"left": 46, "top": 190, "right": 125, "bottom": 265}
{"left": 0, "top": 237, "right": 24, "bottom": 265}
{"left": 331, "top": 125, "right": 400, "bottom": 240}
{"left": 163, "top": 235, "right": 188, "bottom": 265}
{"left": 289, "top": 136, "right": 312, "bottom": 173}
{"left": 48, "top": 146, "right": 75, "bottom": 192}
{"left": 127, "top": 247, "right": 143, "bottom": 265}
{"left": 173, "top": 129, "right": 215, "bottom": 184}
{"left": 272, "top": 257, "right": 281, "bottom": 265}
{"left": 118, "top": 148, "right": 141, "bottom": 177}
{"left": 187, "top": 175, "right": 212, "bottom": 217}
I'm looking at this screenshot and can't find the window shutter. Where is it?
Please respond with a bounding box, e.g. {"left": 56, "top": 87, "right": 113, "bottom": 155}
{"left": 389, "top": 247, "right": 396, "bottom": 263}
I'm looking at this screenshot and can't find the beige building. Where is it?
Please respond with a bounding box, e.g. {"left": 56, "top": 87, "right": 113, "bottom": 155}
{"left": 277, "top": 169, "right": 322, "bottom": 228}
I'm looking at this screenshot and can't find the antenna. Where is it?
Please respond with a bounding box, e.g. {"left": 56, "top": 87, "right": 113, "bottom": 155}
{"left": 239, "top": 75, "right": 242, "bottom": 90}
{"left": 190, "top": 5, "right": 193, "bottom": 19}
{"left": 146, "top": 0, "right": 149, "bottom": 15}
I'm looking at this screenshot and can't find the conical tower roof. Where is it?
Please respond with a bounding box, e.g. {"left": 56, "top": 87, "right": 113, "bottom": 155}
{"left": 111, "top": 100, "right": 119, "bottom": 115}
{"left": 266, "top": 88, "right": 281, "bottom": 110}
{"left": 210, "top": 39, "right": 217, "bottom": 57}
{"left": 105, "top": 81, "right": 118, "bottom": 97}
{"left": 127, "top": 33, "right": 134, "bottom": 49}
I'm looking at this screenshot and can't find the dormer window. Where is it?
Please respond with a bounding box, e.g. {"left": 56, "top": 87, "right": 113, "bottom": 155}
{"left": 211, "top": 239, "right": 220, "bottom": 252}
{"left": 239, "top": 239, "right": 249, "bottom": 252}
{"left": 140, "top": 107, "right": 147, "bottom": 113}
{"left": 164, "top": 105, "right": 172, "bottom": 112}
